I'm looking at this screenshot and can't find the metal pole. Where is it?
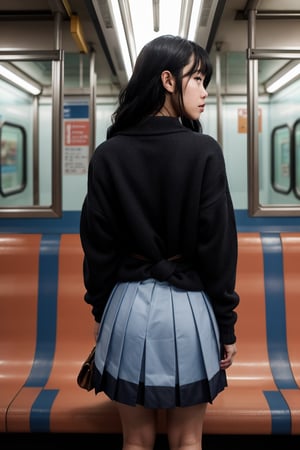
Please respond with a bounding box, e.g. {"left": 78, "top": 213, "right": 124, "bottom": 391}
{"left": 89, "top": 49, "right": 96, "bottom": 158}
{"left": 247, "top": 7, "right": 259, "bottom": 215}
{"left": 215, "top": 41, "right": 223, "bottom": 147}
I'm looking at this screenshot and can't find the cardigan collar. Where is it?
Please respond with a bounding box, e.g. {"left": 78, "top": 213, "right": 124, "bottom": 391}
{"left": 116, "top": 116, "right": 187, "bottom": 136}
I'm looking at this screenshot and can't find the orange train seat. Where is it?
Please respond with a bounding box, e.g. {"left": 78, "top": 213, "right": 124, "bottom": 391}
{"left": 280, "top": 233, "right": 300, "bottom": 434}
{"left": 1, "top": 232, "right": 300, "bottom": 434}
{"left": 204, "top": 232, "right": 277, "bottom": 434}
{"left": 0, "top": 234, "right": 41, "bottom": 432}
{"left": 5, "top": 234, "right": 119, "bottom": 433}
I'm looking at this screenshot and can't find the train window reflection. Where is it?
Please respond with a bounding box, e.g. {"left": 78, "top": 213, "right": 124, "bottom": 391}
{"left": 271, "top": 124, "right": 291, "bottom": 195}
{"left": 251, "top": 58, "right": 300, "bottom": 215}
{"left": 0, "top": 122, "right": 26, "bottom": 197}
{"left": 0, "top": 51, "right": 63, "bottom": 218}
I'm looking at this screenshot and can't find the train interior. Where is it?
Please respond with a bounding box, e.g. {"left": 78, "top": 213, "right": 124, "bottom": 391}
{"left": 1, "top": 2, "right": 300, "bottom": 448}
{"left": 0, "top": 0, "right": 300, "bottom": 223}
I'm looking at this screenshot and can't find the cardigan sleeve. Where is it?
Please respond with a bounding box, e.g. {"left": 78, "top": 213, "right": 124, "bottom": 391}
{"left": 79, "top": 156, "right": 119, "bottom": 323}
{"left": 196, "top": 144, "right": 239, "bottom": 344}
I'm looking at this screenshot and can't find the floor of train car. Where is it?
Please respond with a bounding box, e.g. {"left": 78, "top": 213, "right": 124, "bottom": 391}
{"left": 1, "top": 433, "right": 300, "bottom": 448}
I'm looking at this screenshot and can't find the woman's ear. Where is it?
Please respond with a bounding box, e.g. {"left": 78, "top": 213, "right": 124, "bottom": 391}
{"left": 161, "top": 70, "right": 176, "bottom": 93}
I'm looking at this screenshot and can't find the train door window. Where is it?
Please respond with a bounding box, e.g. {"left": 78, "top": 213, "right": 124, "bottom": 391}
{"left": 0, "top": 50, "right": 63, "bottom": 218}
{"left": 246, "top": 6, "right": 300, "bottom": 216}
{"left": 271, "top": 124, "right": 291, "bottom": 195}
{"left": 293, "top": 119, "right": 300, "bottom": 200}
{"left": 0, "top": 122, "right": 26, "bottom": 197}
{"left": 248, "top": 54, "right": 300, "bottom": 215}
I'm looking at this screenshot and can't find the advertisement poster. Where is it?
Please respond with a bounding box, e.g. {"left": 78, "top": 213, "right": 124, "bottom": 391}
{"left": 238, "top": 107, "right": 262, "bottom": 133}
{"left": 64, "top": 104, "right": 89, "bottom": 174}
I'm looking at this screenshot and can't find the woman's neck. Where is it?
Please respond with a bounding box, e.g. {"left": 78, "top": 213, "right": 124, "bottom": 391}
{"left": 156, "top": 105, "right": 177, "bottom": 117}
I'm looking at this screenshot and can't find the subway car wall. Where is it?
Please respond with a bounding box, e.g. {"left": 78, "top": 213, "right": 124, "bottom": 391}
{"left": 1, "top": 78, "right": 299, "bottom": 213}
{"left": 0, "top": 80, "right": 36, "bottom": 208}
{"left": 2, "top": 76, "right": 300, "bottom": 231}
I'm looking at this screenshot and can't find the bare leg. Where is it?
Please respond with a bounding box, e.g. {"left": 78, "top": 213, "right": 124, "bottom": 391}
{"left": 166, "top": 403, "right": 207, "bottom": 450}
{"left": 115, "top": 402, "right": 157, "bottom": 450}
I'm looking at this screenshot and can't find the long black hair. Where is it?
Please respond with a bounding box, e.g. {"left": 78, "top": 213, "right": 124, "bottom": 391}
{"left": 109, "top": 35, "right": 212, "bottom": 136}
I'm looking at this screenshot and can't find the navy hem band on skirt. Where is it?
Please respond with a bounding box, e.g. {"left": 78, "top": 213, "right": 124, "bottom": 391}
{"left": 94, "top": 366, "right": 227, "bottom": 408}
{"left": 93, "top": 279, "right": 228, "bottom": 409}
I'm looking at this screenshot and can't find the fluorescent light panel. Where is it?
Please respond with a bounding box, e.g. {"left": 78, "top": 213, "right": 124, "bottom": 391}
{"left": 109, "top": 0, "right": 202, "bottom": 80}
{"left": 266, "top": 62, "right": 300, "bottom": 93}
{"left": 110, "top": 0, "right": 133, "bottom": 80}
{"left": 188, "top": 0, "right": 202, "bottom": 40}
{"left": 129, "top": 0, "right": 181, "bottom": 55}
{"left": 0, "top": 63, "right": 42, "bottom": 95}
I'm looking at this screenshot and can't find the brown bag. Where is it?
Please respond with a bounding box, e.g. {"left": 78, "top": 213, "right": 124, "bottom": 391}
{"left": 77, "top": 346, "right": 96, "bottom": 391}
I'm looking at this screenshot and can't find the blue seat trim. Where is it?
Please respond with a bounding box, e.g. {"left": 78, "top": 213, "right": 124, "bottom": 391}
{"left": 261, "top": 233, "right": 299, "bottom": 434}
{"left": 30, "top": 389, "right": 59, "bottom": 432}
{"left": 263, "top": 391, "right": 291, "bottom": 434}
{"left": 24, "top": 234, "right": 60, "bottom": 387}
{"left": 261, "top": 233, "right": 298, "bottom": 389}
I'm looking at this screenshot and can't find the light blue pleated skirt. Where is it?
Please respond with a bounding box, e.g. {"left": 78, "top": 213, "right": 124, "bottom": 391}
{"left": 93, "top": 279, "right": 227, "bottom": 408}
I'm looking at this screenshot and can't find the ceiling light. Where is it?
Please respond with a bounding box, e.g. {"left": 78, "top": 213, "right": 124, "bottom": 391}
{"left": 265, "top": 62, "right": 300, "bottom": 94}
{"left": 109, "top": 0, "right": 133, "bottom": 80}
{"left": 129, "top": 0, "right": 181, "bottom": 55}
{"left": 108, "top": 0, "right": 203, "bottom": 80}
{"left": 188, "top": 0, "right": 202, "bottom": 41}
{"left": 153, "top": 0, "right": 159, "bottom": 32}
{"left": 0, "top": 63, "right": 42, "bottom": 96}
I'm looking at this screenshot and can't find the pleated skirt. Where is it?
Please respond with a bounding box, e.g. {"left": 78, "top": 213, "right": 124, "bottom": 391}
{"left": 93, "top": 278, "right": 227, "bottom": 408}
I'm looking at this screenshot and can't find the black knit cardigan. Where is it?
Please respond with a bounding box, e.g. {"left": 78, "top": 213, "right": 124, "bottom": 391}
{"left": 80, "top": 116, "right": 240, "bottom": 344}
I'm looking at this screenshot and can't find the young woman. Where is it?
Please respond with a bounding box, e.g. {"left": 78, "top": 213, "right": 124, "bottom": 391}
{"left": 80, "top": 34, "right": 239, "bottom": 450}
